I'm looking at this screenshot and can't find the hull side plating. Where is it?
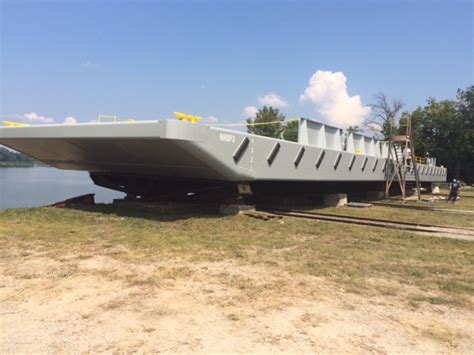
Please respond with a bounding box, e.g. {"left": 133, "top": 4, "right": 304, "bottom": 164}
{"left": 0, "top": 119, "right": 447, "bottom": 199}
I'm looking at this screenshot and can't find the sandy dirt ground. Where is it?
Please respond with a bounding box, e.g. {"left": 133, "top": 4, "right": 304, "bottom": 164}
{"left": 1, "top": 246, "right": 473, "bottom": 353}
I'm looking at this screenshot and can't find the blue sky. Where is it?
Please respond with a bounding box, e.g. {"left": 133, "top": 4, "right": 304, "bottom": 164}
{"left": 0, "top": 0, "right": 472, "bottom": 127}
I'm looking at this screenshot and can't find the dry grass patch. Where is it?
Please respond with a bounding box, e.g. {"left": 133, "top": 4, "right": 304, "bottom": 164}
{"left": 126, "top": 266, "right": 194, "bottom": 288}
{"left": 0, "top": 206, "right": 473, "bottom": 311}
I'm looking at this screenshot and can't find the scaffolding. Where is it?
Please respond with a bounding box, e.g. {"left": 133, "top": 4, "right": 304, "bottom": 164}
{"left": 384, "top": 119, "right": 421, "bottom": 200}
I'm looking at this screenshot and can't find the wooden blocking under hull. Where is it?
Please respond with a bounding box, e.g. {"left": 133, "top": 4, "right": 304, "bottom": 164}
{"left": 219, "top": 204, "right": 255, "bottom": 215}
{"left": 323, "top": 194, "right": 348, "bottom": 207}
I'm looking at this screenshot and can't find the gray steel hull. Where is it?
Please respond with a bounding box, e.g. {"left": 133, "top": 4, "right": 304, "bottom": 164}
{"left": 0, "top": 120, "right": 447, "bottom": 186}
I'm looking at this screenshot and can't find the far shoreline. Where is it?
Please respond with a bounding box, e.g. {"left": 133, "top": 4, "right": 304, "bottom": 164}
{"left": 0, "top": 162, "right": 43, "bottom": 168}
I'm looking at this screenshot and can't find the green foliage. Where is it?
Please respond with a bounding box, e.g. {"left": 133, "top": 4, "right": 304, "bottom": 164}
{"left": 456, "top": 86, "right": 474, "bottom": 182}
{"left": 246, "top": 106, "right": 285, "bottom": 138}
{"left": 406, "top": 86, "right": 474, "bottom": 183}
{"left": 282, "top": 120, "right": 299, "bottom": 142}
{"left": 246, "top": 106, "right": 299, "bottom": 142}
{"left": 0, "top": 146, "right": 34, "bottom": 164}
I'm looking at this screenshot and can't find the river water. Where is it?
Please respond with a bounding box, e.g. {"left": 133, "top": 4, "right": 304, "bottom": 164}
{"left": 0, "top": 166, "right": 124, "bottom": 209}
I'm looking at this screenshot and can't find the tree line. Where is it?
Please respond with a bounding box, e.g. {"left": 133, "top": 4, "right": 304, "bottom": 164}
{"left": 0, "top": 146, "right": 34, "bottom": 164}
{"left": 246, "top": 86, "right": 474, "bottom": 183}
{"left": 403, "top": 87, "right": 473, "bottom": 183}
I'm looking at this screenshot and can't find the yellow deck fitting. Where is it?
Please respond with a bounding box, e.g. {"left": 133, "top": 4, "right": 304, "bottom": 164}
{"left": 173, "top": 112, "right": 202, "bottom": 123}
{"left": 2, "top": 121, "right": 31, "bottom": 127}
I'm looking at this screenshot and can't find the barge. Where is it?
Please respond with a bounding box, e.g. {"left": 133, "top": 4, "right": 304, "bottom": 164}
{"left": 0, "top": 118, "right": 446, "bottom": 202}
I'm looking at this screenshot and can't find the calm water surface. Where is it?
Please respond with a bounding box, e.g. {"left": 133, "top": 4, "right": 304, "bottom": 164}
{"left": 0, "top": 166, "right": 124, "bottom": 209}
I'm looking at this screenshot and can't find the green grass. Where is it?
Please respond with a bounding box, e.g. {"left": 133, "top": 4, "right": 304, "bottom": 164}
{"left": 1, "top": 204, "right": 473, "bottom": 310}
{"left": 303, "top": 196, "right": 474, "bottom": 228}
{"left": 317, "top": 205, "right": 474, "bottom": 228}
{"left": 378, "top": 197, "right": 474, "bottom": 212}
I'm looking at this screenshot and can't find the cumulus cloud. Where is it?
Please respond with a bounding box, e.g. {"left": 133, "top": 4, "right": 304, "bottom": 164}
{"left": 24, "top": 112, "right": 55, "bottom": 124}
{"left": 203, "top": 115, "right": 219, "bottom": 124}
{"left": 299, "top": 70, "right": 370, "bottom": 128}
{"left": 258, "top": 92, "right": 288, "bottom": 108}
{"left": 242, "top": 106, "right": 258, "bottom": 118}
{"left": 367, "top": 122, "right": 382, "bottom": 132}
{"left": 63, "top": 116, "right": 78, "bottom": 124}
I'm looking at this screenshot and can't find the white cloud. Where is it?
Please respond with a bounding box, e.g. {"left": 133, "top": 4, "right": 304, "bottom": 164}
{"left": 242, "top": 106, "right": 258, "bottom": 118}
{"left": 63, "top": 116, "right": 78, "bottom": 124}
{"left": 24, "top": 112, "right": 55, "bottom": 124}
{"left": 203, "top": 115, "right": 219, "bottom": 124}
{"left": 82, "top": 60, "right": 100, "bottom": 68}
{"left": 367, "top": 122, "right": 382, "bottom": 132}
{"left": 258, "top": 92, "right": 288, "bottom": 108}
{"left": 299, "top": 70, "right": 371, "bottom": 128}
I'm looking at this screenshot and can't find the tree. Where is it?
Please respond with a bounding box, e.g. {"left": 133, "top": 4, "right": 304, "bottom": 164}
{"left": 347, "top": 126, "right": 361, "bottom": 134}
{"left": 281, "top": 120, "right": 299, "bottom": 142}
{"left": 407, "top": 91, "right": 472, "bottom": 182}
{"left": 368, "top": 92, "right": 404, "bottom": 138}
{"left": 0, "top": 146, "right": 34, "bottom": 164}
{"left": 455, "top": 86, "right": 474, "bottom": 182}
{"left": 422, "top": 98, "right": 462, "bottom": 180}
{"left": 246, "top": 106, "right": 285, "bottom": 138}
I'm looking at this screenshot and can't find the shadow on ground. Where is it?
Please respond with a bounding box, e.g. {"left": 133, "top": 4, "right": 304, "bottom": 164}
{"left": 67, "top": 201, "right": 225, "bottom": 223}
